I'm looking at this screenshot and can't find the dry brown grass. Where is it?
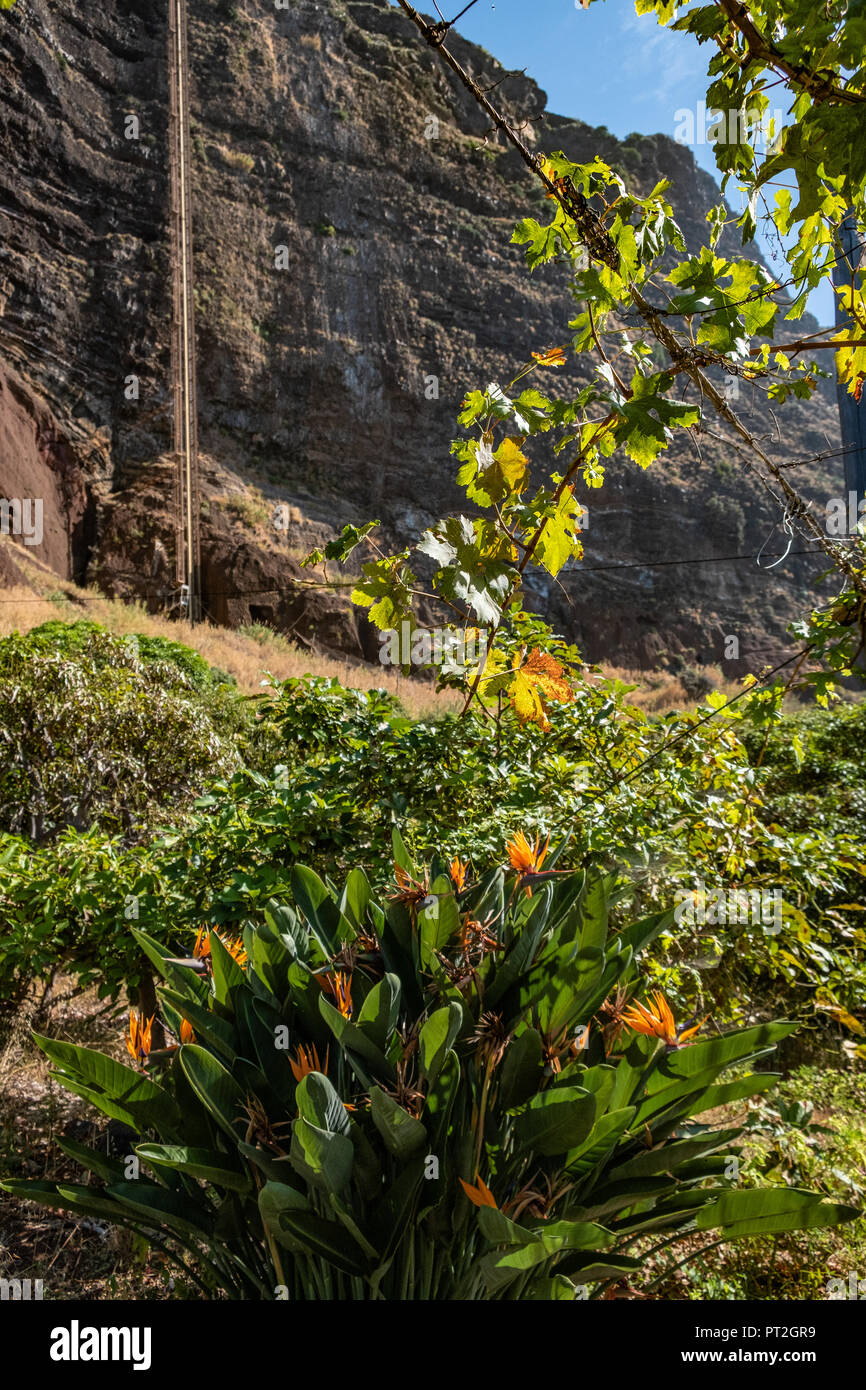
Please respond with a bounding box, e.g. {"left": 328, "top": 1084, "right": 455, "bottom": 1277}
{"left": 0, "top": 557, "right": 458, "bottom": 719}
{"left": 0, "top": 550, "right": 746, "bottom": 719}
{"left": 603, "top": 664, "right": 743, "bottom": 714}
{"left": 0, "top": 582, "right": 71, "bottom": 634}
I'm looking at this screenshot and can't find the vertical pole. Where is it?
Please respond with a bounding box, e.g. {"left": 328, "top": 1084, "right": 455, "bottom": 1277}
{"left": 168, "top": 0, "right": 201, "bottom": 622}
{"left": 832, "top": 211, "right": 866, "bottom": 507}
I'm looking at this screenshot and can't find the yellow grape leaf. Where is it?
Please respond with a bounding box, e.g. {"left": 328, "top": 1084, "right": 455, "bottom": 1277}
{"left": 834, "top": 283, "right": 866, "bottom": 332}
{"left": 531, "top": 346, "right": 567, "bottom": 367}
{"left": 832, "top": 287, "right": 866, "bottom": 393}
{"left": 466, "top": 436, "right": 528, "bottom": 507}
{"left": 507, "top": 649, "right": 574, "bottom": 730}
{"left": 510, "top": 667, "right": 548, "bottom": 728}
{"left": 493, "top": 437, "right": 528, "bottom": 493}
{"left": 536, "top": 486, "right": 584, "bottom": 577}
{"left": 834, "top": 341, "right": 866, "bottom": 395}
{"left": 468, "top": 643, "right": 508, "bottom": 704}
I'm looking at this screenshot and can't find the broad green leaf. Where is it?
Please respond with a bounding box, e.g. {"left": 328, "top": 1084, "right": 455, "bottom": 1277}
{"left": 357, "top": 973, "right": 401, "bottom": 1051}
{"left": 209, "top": 930, "right": 246, "bottom": 1005}
{"left": 418, "top": 878, "right": 460, "bottom": 966}
{"left": 295, "top": 1070, "right": 352, "bottom": 1136}
{"left": 258, "top": 1180, "right": 310, "bottom": 1254}
{"left": 107, "top": 1182, "right": 214, "bottom": 1239}
{"left": 318, "top": 994, "right": 396, "bottom": 1082}
{"left": 370, "top": 1086, "right": 428, "bottom": 1159}
{"left": 291, "top": 864, "right": 341, "bottom": 956}
{"left": 689, "top": 1073, "right": 780, "bottom": 1115}
{"left": 697, "top": 1188, "right": 860, "bottom": 1238}
{"left": 271, "top": 1208, "right": 370, "bottom": 1276}
{"left": 498, "top": 1028, "right": 544, "bottom": 1110}
{"left": 0, "top": 1179, "right": 147, "bottom": 1227}
{"left": 650, "top": 1021, "right": 798, "bottom": 1083}
{"left": 179, "top": 1045, "right": 247, "bottom": 1142}
{"left": 290, "top": 1117, "right": 354, "bottom": 1194}
{"left": 33, "top": 1033, "right": 179, "bottom": 1134}
{"left": 477, "top": 1240, "right": 554, "bottom": 1292}
{"left": 57, "top": 1138, "right": 127, "bottom": 1185}
{"left": 512, "top": 1086, "right": 596, "bottom": 1157}
{"left": 609, "top": 1129, "right": 741, "bottom": 1181}
{"left": 339, "top": 868, "right": 371, "bottom": 930}
{"left": 418, "top": 1002, "right": 463, "bottom": 1087}
{"left": 565, "top": 1105, "right": 637, "bottom": 1172}
{"left": 157, "top": 986, "right": 238, "bottom": 1064}
{"left": 135, "top": 1144, "right": 251, "bottom": 1193}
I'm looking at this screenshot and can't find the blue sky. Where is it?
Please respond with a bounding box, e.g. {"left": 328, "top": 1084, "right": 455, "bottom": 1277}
{"left": 398, "top": 0, "right": 832, "bottom": 321}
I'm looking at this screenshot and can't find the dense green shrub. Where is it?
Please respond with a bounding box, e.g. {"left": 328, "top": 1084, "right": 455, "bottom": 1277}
{"left": 1, "top": 667, "right": 863, "bottom": 1039}
{"left": 183, "top": 675, "right": 866, "bottom": 1026}
{"left": 742, "top": 702, "right": 866, "bottom": 838}
{"left": 0, "top": 624, "right": 246, "bottom": 842}
{"left": 0, "top": 829, "right": 162, "bottom": 1007}
{"left": 16, "top": 620, "right": 228, "bottom": 690}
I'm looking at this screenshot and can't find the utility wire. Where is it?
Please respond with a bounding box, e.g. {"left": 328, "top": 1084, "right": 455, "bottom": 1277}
{"left": 0, "top": 538, "right": 844, "bottom": 605}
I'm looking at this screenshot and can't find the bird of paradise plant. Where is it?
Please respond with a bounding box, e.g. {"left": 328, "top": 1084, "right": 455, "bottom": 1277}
{"left": 622, "top": 991, "right": 705, "bottom": 1049}
{"left": 4, "top": 836, "right": 858, "bottom": 1301}
{"left": 193, "top": 926, "right": 248, "bottom": 968}
{"left": 506, "top": 829, "right": 551, "bottom": 896}
{"left": 505, "top": 829, "right": 549, "bottom": 876}
{"left": 459, "top": 1175, "right": 497, "bottom": 1208}
{"left": 320, "top": 969, "right": 353, "bottom": 1019}
{"left": 125, "top": 1010, "right": 153, "bottom": 1068}
{"left": 290, "top": 1042, "right": 328, "bottom": 1083}
{"left": 449, "top": 856, "right": 469, "bottom": 892}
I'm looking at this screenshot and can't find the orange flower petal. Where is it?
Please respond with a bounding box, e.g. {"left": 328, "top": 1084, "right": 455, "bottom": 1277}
{"left": 506, "top": 830, "right": 549, "bottom": 876}
{"left": 676, "top": 1017, "right": 706, "bottom": 1045}
{"left": 449, "top": 856, "right": 468, "bottom": 892}
{"left": 459, "top": 1176, "right": 498, "bottom": 1208}
{"left": 125, "top": 1010, "right": 154, "bottom": 1065}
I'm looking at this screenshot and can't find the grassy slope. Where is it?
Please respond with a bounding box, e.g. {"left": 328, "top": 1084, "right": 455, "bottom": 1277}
{"left": 0, "top": 546, "right": 742, "bottom": 714}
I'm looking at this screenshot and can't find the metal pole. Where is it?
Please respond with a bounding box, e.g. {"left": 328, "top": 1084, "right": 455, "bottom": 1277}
{"left": 832, "top": 211, "right": 866, "bottom": 508}
{"left": 168, "top": 0, "right": 201, "bottom": 622}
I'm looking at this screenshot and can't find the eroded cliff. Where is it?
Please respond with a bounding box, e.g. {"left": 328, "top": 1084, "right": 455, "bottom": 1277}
{"left": 0, "top": 0, "right": 842, "bottom": 670}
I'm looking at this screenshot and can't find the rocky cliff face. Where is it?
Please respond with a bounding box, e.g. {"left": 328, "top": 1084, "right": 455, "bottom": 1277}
{"left": 0, "top": 0, "right": 842, "bottom": 671}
